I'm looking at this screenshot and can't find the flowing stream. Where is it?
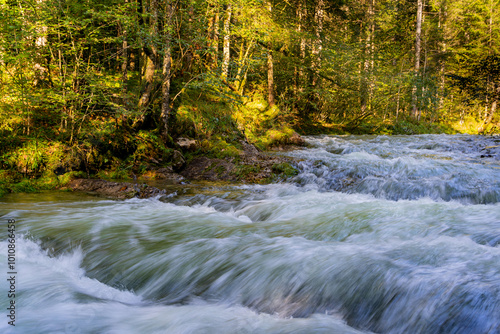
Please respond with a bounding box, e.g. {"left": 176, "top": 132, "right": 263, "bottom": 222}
{"left": 1, "top": 134, "right": 500, "bottom": 334}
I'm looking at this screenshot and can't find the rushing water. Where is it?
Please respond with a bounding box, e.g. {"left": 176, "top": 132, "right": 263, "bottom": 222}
{"left": 1, "top": 134, "right": 500, "bottom": 334}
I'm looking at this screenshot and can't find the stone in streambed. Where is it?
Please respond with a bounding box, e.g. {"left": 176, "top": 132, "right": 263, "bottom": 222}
{"left": 67, "top": 179, "right": 167, "bottom": 199}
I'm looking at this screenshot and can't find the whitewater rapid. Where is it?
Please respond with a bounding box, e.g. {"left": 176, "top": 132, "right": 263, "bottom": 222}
{"left": 1, "top": 134, "right": 499, "bottom": 333}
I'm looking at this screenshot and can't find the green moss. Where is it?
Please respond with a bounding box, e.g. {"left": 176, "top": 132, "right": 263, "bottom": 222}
{"left": 35, "top": 173, "right": 61, "bottom": 190}
{"left": 0, "top": 169, "right": 89, "bottom": 198}
{"left": 233, "top": 165, "right": 260, "bottom": 180}
{"left": 271, "top": 163, "right": 299, "bottom": 177}
{"left": 175, "top": 92, "right": 242, "bottom": 142}
{"left": 214, "top": 165, "right": 226, "bottom": 176}
{"left": 200, "top": 137, "right": 242, "bottom": 159}
{"left": 58, "top": 171, "right": 87, "bottom": 185}
{"left": 252, "top": 126, "right": 297, "bottom": 149}
{"left": 10, "top": 179, "right": 38, "bottom": 193}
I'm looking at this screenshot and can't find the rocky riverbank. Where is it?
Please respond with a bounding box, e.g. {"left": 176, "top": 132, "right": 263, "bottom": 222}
{"left": 67, "top": 140, "right": 303, "bottom": 199}
{"left": 67, "top": 178, "right": 168, "bottom": 199}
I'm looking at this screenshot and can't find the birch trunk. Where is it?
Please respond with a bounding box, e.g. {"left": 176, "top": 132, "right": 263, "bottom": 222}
{"left": 294, "top": 0, "right": 306, "bottom": 98}
{"left": 311, "top": 0, "right": 324, "bottom": 87}
{"left": 361, "top": 0, "right": 375, "bottom": 116}
{"left": 121, "top": 0, "right": 128, "bottom": 94}
{"left": 222, "top": 4, "right": 231, "bottom": 80}
{"left": 412, "top": 0, "right": 423, "bottom": 119}
{"left": 267, "top": 1, "right": 275, "bottom": 106}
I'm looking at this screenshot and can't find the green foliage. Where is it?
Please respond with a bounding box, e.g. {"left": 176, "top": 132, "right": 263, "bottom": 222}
{"left": 1, "top": 139, "right": 49, "bottom": 176}
{"left": 376, "top": 119, "right": 455, "bottom": 135}
{"left": 175, "top": 92, "right": 242, "bottom": 141}
{"left": 449, "top": 54, "right": 500, "bottom": 104}
{"left": 57, "top": 171, "right": 87, "bottom": 185}
{"left": 0, "top": 170, "right": 17, "bottom": 197}
{"left": 133, "top": 131, "right": 172, "bottom": 163}
{"left": 2, "top": 0, "right": 500, "bottom": 189}
{"left": 9, "top": 179, "right": 38, "bottom": 193}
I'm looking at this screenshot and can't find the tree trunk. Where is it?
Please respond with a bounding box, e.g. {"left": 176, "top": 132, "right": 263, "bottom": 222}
{"left": 311, "top": 0, "right": 324, "bottom": 87}
{"left": 121, "top": 35, "right": 128, "bottom": 87}
{"left": 213, "top": 8, "right": 220, "bottom": 68}
{"left": 121, "top": 0, "right": 128, "bottom": 94}
{"left": 235, "top": 40, "right": 253, "bottom": 93}
{"left": 138, "top": 0, "right": 159, "bottom": 110}
{"left": 138, "top": 56, "right": 156, "bottom": 108}
{"left": 438, "top": 0, "right": 447, "bottom": 110}
{"left": 267, "top": 1, "right": 275, "bottom": 106}
{"left": 267, "top": 48, "right": 275, "bottom": 106}
{"left": 412, "top": 0, "right": 423, "bottom": 119}
{"left": 480, "top": 83, "right": 499, "bottom": 133}
{"left": 222, "top": 4, "right": 231, "bottom": 80}
{"left": 294, "top": 0, "right": 307, "bottom": 99}
{"left": 361, "top": 0, "right": 375, "bottom": 116}
{"left": 161, "top": 1, "right": 175, "bottom": 138}
{"left": 207, "top": 4, "right": 219, "bottom": 67}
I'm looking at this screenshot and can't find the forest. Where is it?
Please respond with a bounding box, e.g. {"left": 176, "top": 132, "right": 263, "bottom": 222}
{"left": 0, "top": 0, "right": 499, "bottom": 192}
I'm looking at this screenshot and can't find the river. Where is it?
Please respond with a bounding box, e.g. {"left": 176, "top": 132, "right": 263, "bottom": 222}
{"left": 1, "top": 134, "right": 500, "bottom": 333}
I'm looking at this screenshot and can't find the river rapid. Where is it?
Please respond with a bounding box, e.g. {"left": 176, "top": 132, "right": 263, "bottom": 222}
{"left": 1, "top": 134, "right": 500, "bottom": 334}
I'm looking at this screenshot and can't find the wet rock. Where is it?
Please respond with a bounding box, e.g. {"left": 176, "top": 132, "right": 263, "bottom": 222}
{"left": 172, "top": 150, "right": 186, "bottom": 172}
{"left": 138, "top": 167, "right": 185, "bottom": 184}
{"left": 289, "top": 132, "right": 306, "bottom": 146}
{"left": 180, "top": 157, "right": 235, "bottom": 181}
{"left": 68, "top": 179, "right": 167, "bottom": 199}
{"left": 480, "top": 144, "right": 500, "bottom": 160}
{"left": 240, "top": 140, "right": 261, "bottom": 156}
{"left": 155, "top": 167, "right": 185, "bottom": 182}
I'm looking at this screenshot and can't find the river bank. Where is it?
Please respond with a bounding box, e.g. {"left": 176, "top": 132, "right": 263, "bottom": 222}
{"left": 0, "top": 139, "right": 304, "bottom": 199}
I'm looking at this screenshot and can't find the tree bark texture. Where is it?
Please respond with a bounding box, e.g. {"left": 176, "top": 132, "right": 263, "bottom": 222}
{"left": 161, "top": 1, "right": 175, "bottom": 138}
{"left": 267, "top": 1, "right": 275, "bottom": 106}
{"left": 311, "top": 0, "right": 324, "bottom": 87}
{"left": 222, "top": 4, "right": 232, "bottom": 80}
{"left": 412, "top": 0, "right": 423, "bottom": 119}
{"left": 138, "top": 0, "right": 159, "bottom": 110}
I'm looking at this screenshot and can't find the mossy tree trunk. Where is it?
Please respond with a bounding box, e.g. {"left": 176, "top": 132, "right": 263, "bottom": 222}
{"left": 161, "top": 0, "right": 175, "bottom": 139}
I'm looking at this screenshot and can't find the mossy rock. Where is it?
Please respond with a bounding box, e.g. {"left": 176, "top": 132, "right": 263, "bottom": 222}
{"left": 233, "top": 164, "right": 260, "bottom": 180}
{"left": 271, "top": 163, "right": 299, "bottom": 177}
